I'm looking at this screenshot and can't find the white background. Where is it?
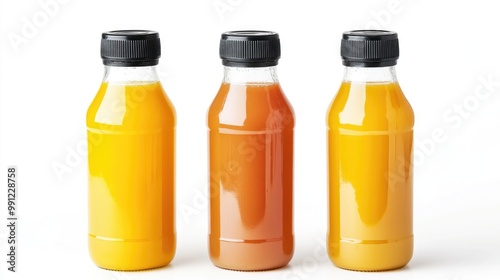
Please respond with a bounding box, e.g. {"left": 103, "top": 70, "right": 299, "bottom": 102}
{"left": 1, "top": 0, "right": 500, "bottom": 279}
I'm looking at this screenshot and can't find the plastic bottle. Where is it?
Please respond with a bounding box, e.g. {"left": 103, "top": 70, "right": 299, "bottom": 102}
{"left": 87, "top": 30, "right": 176, "bottom": 271}
{"left": 327, "top": 30, "right": 414, "bottom": 271}
{"left": 208, "top": 31, "right": 295, "bottom": 271}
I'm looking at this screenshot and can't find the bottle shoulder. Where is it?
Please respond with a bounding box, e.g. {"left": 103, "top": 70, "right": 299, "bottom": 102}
{"left": 327, "top": 82, "right": 414, "bottom": 131}
{"left": 87, "top": 82, "right": 175, "bottom": 130}
{"left": 208, "top": 83, "right": 295, "bottom": 132}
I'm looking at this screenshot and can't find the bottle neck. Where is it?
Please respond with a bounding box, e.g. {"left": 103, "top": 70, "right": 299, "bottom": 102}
{"left": 223, "top": 66, "right": 279, "bottom": 84}
{"left": 343, "top": 66, "right": 397, "bottom": 83}
{"left": 103, "top": 65, "right": 159, "bottom": 84}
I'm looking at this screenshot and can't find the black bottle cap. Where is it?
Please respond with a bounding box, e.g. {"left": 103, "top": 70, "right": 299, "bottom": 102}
{"left": 101, "top": 30, "right": 161, "bottom": 67}
{"left": 220, "top": 31, "right": 280, "bottom": 67}
{"left": 341, "top": 30, "right": 399, "bottom": 67}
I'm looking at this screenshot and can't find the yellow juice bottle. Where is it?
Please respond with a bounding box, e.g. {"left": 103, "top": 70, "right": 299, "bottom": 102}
{"left": 327, "top": 30, "right": 414, "bottom": 271}
{"left": 87, "top": 30, "right": 176, "bottom": 271}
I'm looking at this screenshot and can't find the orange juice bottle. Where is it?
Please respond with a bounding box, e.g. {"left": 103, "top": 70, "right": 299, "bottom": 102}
{"left": 208, "top": 31, "right": 295, "bottom": 271}
{"left": 327, "top": 30, "right": 414, "bottom": 271}
{"left": 87, "top": 30, "right": 176, "bottom": 271}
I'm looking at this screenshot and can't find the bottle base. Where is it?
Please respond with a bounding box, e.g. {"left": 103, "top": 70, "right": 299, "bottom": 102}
{"left": 209, "top": 235, "right": 293, "bottom": 271}
{"left": 334, "top": 263, "right": 408, "bottom": 272}
{"left": 213, "top": 263, "right": 288, "bottom": 272}
{"left": 89, "top": 234, "right": 176, "bottom": 271}
{"left": 328, "top": 235, "right": 413, "bottom": 272}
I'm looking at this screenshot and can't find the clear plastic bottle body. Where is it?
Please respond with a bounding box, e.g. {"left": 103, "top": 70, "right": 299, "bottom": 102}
{"left": 208, "top": 66, "right": 294, "bottom": 271}
{"left": 87, "top": 66, "right": 176, "bottom": 271}
{"left": 327, "top": 66, "right": 414, "bottom": 271}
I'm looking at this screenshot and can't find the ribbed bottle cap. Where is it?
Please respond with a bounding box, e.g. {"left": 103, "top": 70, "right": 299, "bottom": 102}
{"left": 220, "top": 31, "right": 280, "bottom": 67}
{"left": 101, "top": 30, "right": 161, "bottom": 66}
{"left": 341, "top": 30, "right": 399, "bottom": 67}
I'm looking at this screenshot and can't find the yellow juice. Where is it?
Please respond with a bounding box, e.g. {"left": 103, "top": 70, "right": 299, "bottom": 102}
{"left": 327, "top": 81, "right": 414, "bottom": 271}
{"left": 87, "top": 82, "right": 176, "bottom": 271}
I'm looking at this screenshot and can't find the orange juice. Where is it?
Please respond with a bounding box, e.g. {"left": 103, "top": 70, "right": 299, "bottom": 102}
{"left": 327, "top": 82, "right": 413, "bottom": 271}
{"left": 87, "top": 30, "right": 175, "bottom": 271}
{"left": 327, "top": 30, "right": 414, "bottom": 271}
{"left": 209, "top": 82, "right": 294, "bottom": 271}
{"left": 87, "top": 82, "right": 176, "bottom": 270}
{"left": 209, "top": 30, "right": 294, "bottom": 271}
